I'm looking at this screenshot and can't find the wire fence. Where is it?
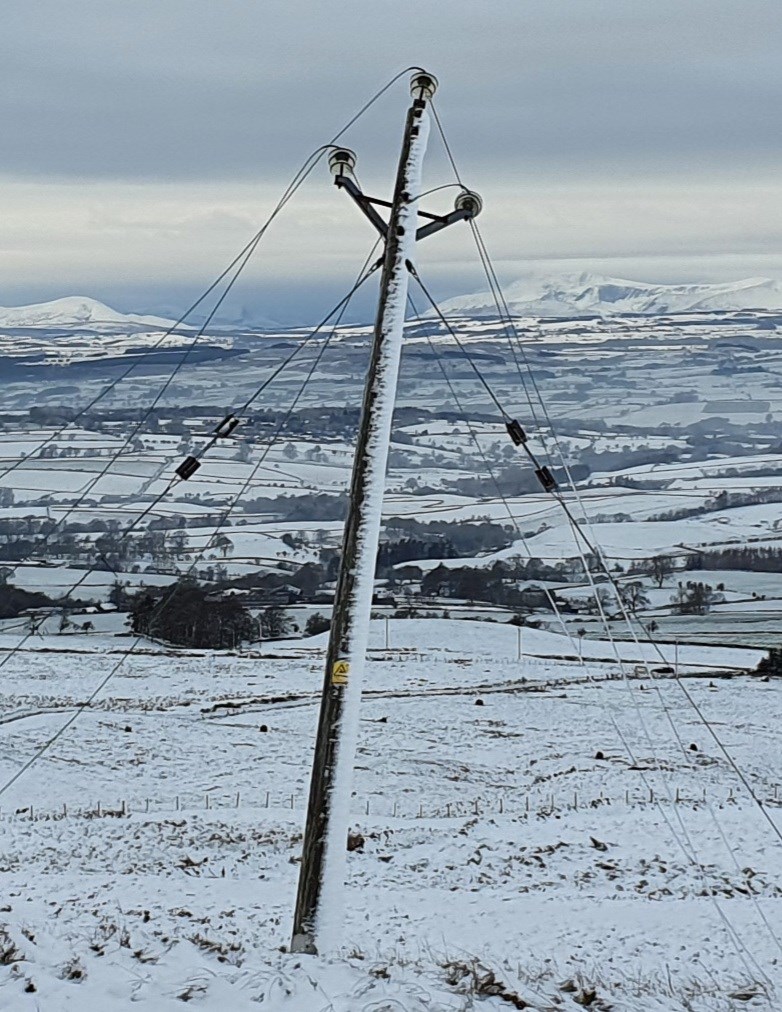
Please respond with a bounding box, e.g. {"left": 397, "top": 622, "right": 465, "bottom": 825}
{"left": 5, "top": 783, "right": 781, "bottom": 824}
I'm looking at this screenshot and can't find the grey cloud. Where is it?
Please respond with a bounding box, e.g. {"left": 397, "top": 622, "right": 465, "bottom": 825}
{"left": 1, "top": 0, "right": 780, "bottom": 182}
{"left": 1, "top": 0, "right": 780, "bottom": 322}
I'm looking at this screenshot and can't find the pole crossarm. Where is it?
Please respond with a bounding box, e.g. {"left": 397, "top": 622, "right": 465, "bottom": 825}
{"left": 334, "top": 175, "right": 390, "bottom": 237}
{"left": 334, "top": 173, "right": 480, "bottom": 242}
{"left": 414, "top": 206, "right": 475, "bottom": 241}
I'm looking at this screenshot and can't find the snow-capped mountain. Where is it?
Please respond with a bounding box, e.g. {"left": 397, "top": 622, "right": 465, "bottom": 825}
{"left": 437, "top": 274, "right": 782, "bottom": 318}
{"left": 0, "top": 296, "right": 180, "bottom": 330}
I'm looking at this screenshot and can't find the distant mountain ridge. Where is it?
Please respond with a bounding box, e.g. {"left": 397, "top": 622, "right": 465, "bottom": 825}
{"left": 5, "top": 278, "right": 781, "bottom": 332}
{"left": 0, "top": 296, "right": 179, "bottom": 330}
{"left": 437, "top": 273, "right": 782, "bottom": 318}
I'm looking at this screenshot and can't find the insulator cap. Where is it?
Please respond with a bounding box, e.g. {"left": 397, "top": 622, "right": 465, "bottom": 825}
{"left": 410, "top": 71, "right": 438, "bottom": 101}
{"left": 455, "top": 189, "right": 483, "bottom": 218}
{"left": 213, "top": 413, "right": 240, "bottom": 438}
{"left": 328, "top": 148, "right": 357, "bottom": 177}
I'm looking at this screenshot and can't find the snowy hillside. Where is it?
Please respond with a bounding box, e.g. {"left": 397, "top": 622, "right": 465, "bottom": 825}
{"left": 0, "top": 628, "right": 777, "bottom": 1009}
{"left": 0, "top": 296, "right": 179, "bottom": 330}
{"left": 437, "top": 273, "right": 782, "bottom": 318}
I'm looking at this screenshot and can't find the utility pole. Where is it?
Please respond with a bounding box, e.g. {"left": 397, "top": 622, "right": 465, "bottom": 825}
{"left": 290, "top": 71, "right": 481, "bottom": 955}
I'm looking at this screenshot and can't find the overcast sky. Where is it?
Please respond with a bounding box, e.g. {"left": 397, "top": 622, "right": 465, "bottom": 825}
{"left": 1, "top": 0, "right": 780, "bottom": 323}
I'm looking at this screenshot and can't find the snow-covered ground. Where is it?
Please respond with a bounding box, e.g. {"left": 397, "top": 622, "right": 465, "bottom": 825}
{"left": 1, "top": 305, "right": 782, "bottom": 1006}
{"left": 0, "top": 619, "right": 778, "bottom": 1009}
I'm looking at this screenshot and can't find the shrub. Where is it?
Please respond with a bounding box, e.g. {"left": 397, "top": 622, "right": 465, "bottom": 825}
{"left": 304, "top": 612, "right": 331, "bottom": 637}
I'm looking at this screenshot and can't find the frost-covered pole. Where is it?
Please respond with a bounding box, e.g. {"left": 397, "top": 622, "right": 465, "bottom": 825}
{"left": 291, "top": 72, "right": 436, "bottom": 955}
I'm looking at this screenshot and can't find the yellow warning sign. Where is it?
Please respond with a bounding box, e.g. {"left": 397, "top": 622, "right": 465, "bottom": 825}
{"left": 331, "top": 660, "right": 350, "bottom": 686}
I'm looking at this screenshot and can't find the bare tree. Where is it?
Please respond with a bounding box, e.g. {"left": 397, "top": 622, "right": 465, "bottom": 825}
{"left": 214, "top": 535, "right": 233, "bottom": 559}
{"left": 619, "top": 580, "right": 650, "bottom": 614}
{"left": 261, "top": 605, "right": 289, "bottom": 639}
{"left": 650, "top": 555, "right": 674, "bottom": 588}
{"left": 671, "top": 581, "right": 714, "bottom": 615}
{"left": 586, "top": 586, "right": 612, "bottom": 615}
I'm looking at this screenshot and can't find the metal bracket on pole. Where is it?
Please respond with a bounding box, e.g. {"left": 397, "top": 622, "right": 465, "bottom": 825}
{"left": 414, "top": 204, "right": 476, "bottom": 242}
{"left": 329, "top": 149, "right": 482, "bottom": 244}
{"left": 333, "top": 175, "right": 390, "bottom": 238}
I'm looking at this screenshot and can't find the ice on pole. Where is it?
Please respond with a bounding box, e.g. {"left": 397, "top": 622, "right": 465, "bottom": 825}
{"left": 290, "top": 74, "right": 447, "bottom": 958}
{"left": 314, "top": 109, "right": 431, "bottom": 951}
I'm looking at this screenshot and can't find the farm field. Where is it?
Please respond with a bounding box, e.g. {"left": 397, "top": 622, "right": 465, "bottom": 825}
{"left": 0, "top": 619, "right": 778, "bottom": 1010}
{"left": 0, "top": 308, "right": 781, "bottom": 1008}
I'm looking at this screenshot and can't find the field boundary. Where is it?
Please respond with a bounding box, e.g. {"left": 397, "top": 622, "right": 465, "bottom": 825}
{"left": 6, "top": 783, "right": 781, "bottom": 824}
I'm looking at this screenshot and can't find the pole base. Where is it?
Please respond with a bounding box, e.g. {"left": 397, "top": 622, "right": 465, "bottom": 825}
{"left": 290, "top": 931, "right": 318, "bottom": 955}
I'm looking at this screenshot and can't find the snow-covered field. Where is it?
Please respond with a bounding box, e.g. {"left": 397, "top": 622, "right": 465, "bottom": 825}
{"left": 1, "top": 305, "right": 782, "bottom": 1006}
{"left": 0, "top": 619, "right": 778, "bottom": 1010}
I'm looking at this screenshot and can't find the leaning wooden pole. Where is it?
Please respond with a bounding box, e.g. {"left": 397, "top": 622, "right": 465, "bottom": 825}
{"left": 290, "top": 72, "right": 435, "bottom": 955}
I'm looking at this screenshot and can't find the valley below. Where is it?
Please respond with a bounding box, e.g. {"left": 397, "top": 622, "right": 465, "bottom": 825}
{"left": 0, "top": 303, "right": 780, "bottom": 1009}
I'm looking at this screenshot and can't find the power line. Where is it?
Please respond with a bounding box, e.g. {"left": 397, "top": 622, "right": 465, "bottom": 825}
{"left": 429, "top": 102, "right": 463, "bottom": 186}
{"left": 0, "top": 67, "right": 420, "bottom": 480}
{"left": 406, "top": 293, "right": 772, "bottom": 955}
{"left": 406, "top": 292, "right": 577, "bottom": 645}
{"left": 408, "top": 270, "right": 509, "bottom": 419}
{"left": 406, "top": 291, "right": 776, "bottom": 980}
{"left": 0, "top": 267, "right": 378, "bottom": 508}
{"left": 0, "top": 298, "right": 344, "bottom": 798}
{"left": 0, "top": 189, "right": 297, "bottom": 566}
{"left": 0, "top": 229, "right": 378, "bottom": 595}
{"left": 235, "top": 257, "right": 380, "bottom": 417}
{"left": 0, "top": 239, "right": 374, "bottom": 797}
{"left": 428, "top": 103, "right": 782, "bottom": 856}
{"left": 0, "top": 171, "right": 301, "bottom": 482}
{"left": 408, "top": 110, "right": 780, "bottom": 966}
{"left": 548, "top": 484, "right": 782, "bottom": 963}
{"left": 0, "top": 258, "right": 377, "bottom": 677}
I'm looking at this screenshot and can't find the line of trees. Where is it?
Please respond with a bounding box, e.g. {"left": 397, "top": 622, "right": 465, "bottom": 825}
{"left": 650, "top": 487, "right": 782, "bottom": 523}
{"left": 419, "top": 563, "right": 555, "bottom": 611}
{"left": 670, "top": 581, "right": 716, "bottom": 615}
{"left": 129, "top": 581, "right": 256, "bottom": 649}
{"left": 128, "top": 579, "right": 298, "bottom": 648}
{"left": 687, "top": 547, "right": 782, "bottom": 573}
